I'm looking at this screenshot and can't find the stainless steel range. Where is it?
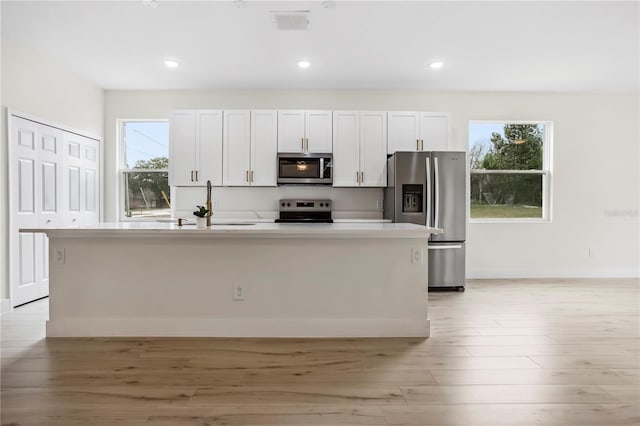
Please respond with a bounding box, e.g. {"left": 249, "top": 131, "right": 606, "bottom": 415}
{"left": 275, "top": 199, "right": 333, "bottom": 223}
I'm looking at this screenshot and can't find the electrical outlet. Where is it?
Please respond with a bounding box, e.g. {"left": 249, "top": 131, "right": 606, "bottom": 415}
{"left": 411, "top": 248, "right": 423, "bottom": 264}
{"left": 589, "top": 247, "right": 597, "bottom": 258}
{"left": 233, "top": 284, "right": 245, "bottom": 301}
{"left": 376, "top": 199, "right": 383, "bottom": 210}
{"left": 212, "top": 200, "right": 219, "bottom": 209}
{"left": 55, "top": 248, "right": 65, "bottom": 264}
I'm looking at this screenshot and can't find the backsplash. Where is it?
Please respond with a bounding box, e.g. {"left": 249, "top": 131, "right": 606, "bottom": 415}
{"left": 172, "top": 186, "right": 385, "bottom": 220}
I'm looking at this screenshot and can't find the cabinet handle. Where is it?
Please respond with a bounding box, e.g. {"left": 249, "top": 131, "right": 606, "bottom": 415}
{"left": 250, "top": 170, "right": 254, "bottom": 183}
{"left": 245, "top": 171, "right": 249, "bottom": 182}
{"left": 195, "top": 170, "right": 198, "bottom": 181}
{"left": 305, "top": 138, "right": 309, "bottom": 152}
{"left": 417, "top": 139, "right": 420, "bottom": 150}
{"left": 356, "top": 171, "right": 360, "bottom": 183}
{"left": 420, "top": 139, "right": 424, "bottom": 151}
{"left": 360, "top": 171, "right": 364, "bottom": 184}
{"left": 191, "top": 170, "right": 194, "bottom": 182}
{"left": 301, "top": 137, "right": 305, "bottom": 152}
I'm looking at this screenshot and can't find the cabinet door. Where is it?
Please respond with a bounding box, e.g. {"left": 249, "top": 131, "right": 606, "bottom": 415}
{"left": 277, "top": 111, "right": 305, "bottom": 153}
{"left": 387, "top": 111, "right": 420, "bottom": 154}
{"left": 250, "top": 110, "right": 278, "bottom": 186}
{"left": 360, "top": 111, "right": 387, "bottom": 187}
{"left": 420, "top": 113, "right": 450, "bottom": 151}
{"left": 332, "top": 111, "right": 360, "bottom": 187}
{"left": 223, "top": 110, "right": 251, "bottom": 186}
{"left": 197, "top": 110, "right": 223, "bottom": 186}
{"left": 305, "top": 110, "right": 332, "bottom": 153}
{"left": 169, "top": 111, "right": 197, "bottom": 186}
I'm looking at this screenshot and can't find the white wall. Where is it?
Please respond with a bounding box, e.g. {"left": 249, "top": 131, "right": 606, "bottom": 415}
{"left": 104, "top": 90, "right": 640, "bottom": 279}
{"left": 0, "top": 37, "right": 104, "bottom": 299}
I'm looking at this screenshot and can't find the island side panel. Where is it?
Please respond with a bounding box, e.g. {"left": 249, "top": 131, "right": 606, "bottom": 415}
{"left": 47, "top": 236, "right": 429, "bottom": 337}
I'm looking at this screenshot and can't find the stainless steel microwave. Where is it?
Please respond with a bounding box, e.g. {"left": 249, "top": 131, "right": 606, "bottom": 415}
{"left": 277, "top": 153, "right": 333, "bottom": 185}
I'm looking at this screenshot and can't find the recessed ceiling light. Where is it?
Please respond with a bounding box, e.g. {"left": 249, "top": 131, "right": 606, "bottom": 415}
{"left": 164, "top": 59, "right": 179, "bottom": 69}
{"left": 429, "top": 61, "right": 444, "bottom": 70}
{"left": 142, "top": 0, "right": 158, "bottom": 8}
{"left": 297, "top": 60, "right": 311, "bottom": 69}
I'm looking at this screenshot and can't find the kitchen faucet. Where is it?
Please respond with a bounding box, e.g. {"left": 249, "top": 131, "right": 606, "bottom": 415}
{"left": 206, "top": 180, "right": 212, "bottom": 227}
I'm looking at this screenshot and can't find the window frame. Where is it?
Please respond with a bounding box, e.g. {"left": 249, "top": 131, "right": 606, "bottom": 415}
{"left": 116, "top": 118, "right": 170, "bottom": 222}
{"left": 468, "top": 120, "right": 553, "bottom": 224}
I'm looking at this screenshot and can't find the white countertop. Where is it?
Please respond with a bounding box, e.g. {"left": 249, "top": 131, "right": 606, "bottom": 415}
{"left": 21, "top": 222, "right": 441, "bottom": 239}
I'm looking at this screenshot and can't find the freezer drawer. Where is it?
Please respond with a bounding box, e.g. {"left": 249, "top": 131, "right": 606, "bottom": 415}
{"left": 428, "top": 242, "right": 465, "bottom": 289}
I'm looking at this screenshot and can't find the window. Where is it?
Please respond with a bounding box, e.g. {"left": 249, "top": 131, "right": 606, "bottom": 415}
{"left": 119, "top": 120, "right": 170, "bottom": 219}
{"left": 469, "top": 121, "right": 552, "bottom": 221}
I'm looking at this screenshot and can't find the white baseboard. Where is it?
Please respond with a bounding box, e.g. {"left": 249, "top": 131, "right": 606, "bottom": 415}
{"left": 46, "top": 318, "right": 430, "bottom": 338}
{"left": 467, "top": 267, "right": 640, "bottom": 279}
{"left": 0, "top": 299, "right": 11, "bottom": 314}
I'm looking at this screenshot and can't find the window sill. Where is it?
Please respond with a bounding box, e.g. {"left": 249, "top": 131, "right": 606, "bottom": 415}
{"left": 469, "top": 218, "right": 551, "bottom": 224}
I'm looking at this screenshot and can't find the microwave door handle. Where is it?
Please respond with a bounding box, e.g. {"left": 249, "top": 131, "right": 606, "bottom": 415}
{"left": 434, "top": 156, "right": 440, "bottom": 229}
{"left": 426, "top": 158, "right": 431, "bottom": 228}
{"left": 320, "top": 157, "right": 324, "bottom": 178}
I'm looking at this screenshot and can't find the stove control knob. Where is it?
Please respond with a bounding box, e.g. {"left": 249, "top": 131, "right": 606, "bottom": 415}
{"left": 319, "top": 203, "right": 324, "bottom": 207}
{"left": 287, "top": 203, "right": 291, "bottom": 207}
{"left": 281, "top": 202, "right": 285, "bottom": 207}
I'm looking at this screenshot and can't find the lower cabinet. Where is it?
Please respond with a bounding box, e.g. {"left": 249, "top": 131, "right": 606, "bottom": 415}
{"left": 332, "top": 111, "right": 387, "bottom": 187}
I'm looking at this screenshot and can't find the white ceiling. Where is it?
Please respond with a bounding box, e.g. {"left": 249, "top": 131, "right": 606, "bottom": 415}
{"left": 2, "top": 1, "right": 638, "bottom": 92}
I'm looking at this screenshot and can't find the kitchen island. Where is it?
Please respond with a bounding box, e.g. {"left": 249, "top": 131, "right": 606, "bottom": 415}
{"left": 22, "top": 222, "right": 440, "bottom": 338}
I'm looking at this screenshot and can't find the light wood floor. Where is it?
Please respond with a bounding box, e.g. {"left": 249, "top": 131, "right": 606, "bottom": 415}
{"left": 1, "top": 279, "right": 639, "bottom": 425}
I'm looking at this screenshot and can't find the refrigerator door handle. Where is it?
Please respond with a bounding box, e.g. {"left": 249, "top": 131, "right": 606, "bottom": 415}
{"left": 434, "top": 156, "right": 440, "bottom": 229}
{"left": 429, "top": 244, "right": 463, "bottom": 250}
{"left": 425, "top": 158, "right": 431, "bottom": 228}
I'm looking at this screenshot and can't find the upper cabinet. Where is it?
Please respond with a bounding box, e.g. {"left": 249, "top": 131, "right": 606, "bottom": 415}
{"left": 278, "top": 110, "right": 332, "bottom": 153}
{"left": 333, "top": 111, "right": 387, "bottom": 187}
{"left": 387, "top": 111, "right": 451, "bottom": 153}
{"left": 223, "top": 110, "right": 277, "bottom": 186}
{"left": 170, "top": 110, "right": 223, "bottom": 186}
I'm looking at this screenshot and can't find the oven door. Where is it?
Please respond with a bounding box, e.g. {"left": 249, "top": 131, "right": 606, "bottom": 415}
{"left": 277, "top": 154, "right": 332, "bottom": 185}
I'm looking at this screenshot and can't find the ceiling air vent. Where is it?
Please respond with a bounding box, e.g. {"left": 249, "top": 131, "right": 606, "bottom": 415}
{"left": 271, "top": 11, "right": 311, "bottom": 31}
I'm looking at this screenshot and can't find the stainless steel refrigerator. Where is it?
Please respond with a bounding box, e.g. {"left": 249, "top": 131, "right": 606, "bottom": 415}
{"left": 384, "top": 151, "right": 466, "bottom": 291}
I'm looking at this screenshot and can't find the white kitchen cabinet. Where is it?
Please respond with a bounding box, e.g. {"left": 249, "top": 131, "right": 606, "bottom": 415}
{"left": 333, "top": 111, "right": 387, "bottom": 187}
{"left": 250, "top": 110, "right": 278, "bottom": 186}
{"left": 223, "top": 110, "right": 277, "bottom": 186}
{"left": 278, "top": 110, "right": 332, "bottom": 153}
{"left": 170, "top": 110, "right": 223, "bottom": 186}
{"left": 223, "top": 110, "right": 251, "bottom": 186}
{"left": 387, "top": 111, "right": 451, "bottom": 153}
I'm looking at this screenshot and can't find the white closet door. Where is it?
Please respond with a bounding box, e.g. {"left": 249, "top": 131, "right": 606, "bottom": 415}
{"left": 9, "top": 114, "right": 102, "bottom": 307}
{"left": 81, "top": 137, "right": 100, "bottom": 225}
{"left": 36, "top": 125, "right": 64, "bottom": 298}
{"left": 10, "top": 117, "right": 41, "bottom": 306}
{"left": 63, "top": 132, "right": 83, "bottom": 227}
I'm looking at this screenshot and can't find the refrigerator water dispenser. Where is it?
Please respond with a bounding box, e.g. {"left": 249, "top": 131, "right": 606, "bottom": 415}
{"left": 402, "top": 184, "right": 423, "bottom": 213}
